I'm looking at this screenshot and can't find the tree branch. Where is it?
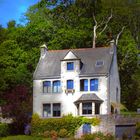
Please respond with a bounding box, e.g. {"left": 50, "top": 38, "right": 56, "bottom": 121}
{"left": 116, "top": 26, "right": 125, "bottom": 45}
{"left": 98, "top": 9, "right": 113, "bottom": 35}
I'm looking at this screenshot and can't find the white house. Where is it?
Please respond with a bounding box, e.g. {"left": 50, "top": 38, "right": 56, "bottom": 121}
{"left": 33, "top": 41, "right": 120, "bottom": 118}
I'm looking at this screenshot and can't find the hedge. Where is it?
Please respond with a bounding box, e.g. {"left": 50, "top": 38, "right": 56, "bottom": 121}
{"left": 0, "top": 123, "right": 9, "bottom": 137}
{"left": 31, "top": 114, "right": 100, "bottom": 137}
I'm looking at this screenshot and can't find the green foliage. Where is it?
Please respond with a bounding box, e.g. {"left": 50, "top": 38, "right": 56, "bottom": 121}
{"left": 80, "top": 132, "right": 115, "bottom": 140}
{"left": 0, "top": 123, "right": 9, "bottom": 137}
{"left": 135, "top": 122, "right": 140, "bottom": 139}
{"left": 58, "top": 128, "right": 68, "bottom": 138}
{"left": 31, "top": 114, "right": 99, "bottom": 137}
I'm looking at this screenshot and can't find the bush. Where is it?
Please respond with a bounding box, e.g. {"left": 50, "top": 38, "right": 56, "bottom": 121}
{"left": 50, "top": 130, "right": 58, "bottom": 140}
{"left": 43, "top": 130, "right": 50, "bottom": 138}
{"left": 0, "top": 123, "right": 9, "bottom": 137}
{"left": 31, "top": 114, "right": 100, "bottom": 137}
{"left": 81, "top": 132, "right": 115, "bottom": 140}
{"left": 58, "top": 128, "right": 68, "bottom": 138}
{"left": 135, "top": 122, "right": 140, "bottom": 139}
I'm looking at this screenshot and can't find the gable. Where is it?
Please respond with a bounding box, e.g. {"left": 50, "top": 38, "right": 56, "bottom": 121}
{"left": 63, "top": 51, "right": 79, "bottom": 60}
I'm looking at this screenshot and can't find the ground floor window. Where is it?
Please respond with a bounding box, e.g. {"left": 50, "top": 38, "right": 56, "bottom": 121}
{"left": 43, "top": 104, "right": 51, "bottom": 117}
{"left": 95, "top": 103, "right": 100, "bottom": 114}
{"left": 43, "top": 103, "right": 61, "bottom": 117}
{"left": 82, "top": 102, "right": 92, "bottom": 115}
{"left": 53, "top": 103, "right": 61, "bottom": 117}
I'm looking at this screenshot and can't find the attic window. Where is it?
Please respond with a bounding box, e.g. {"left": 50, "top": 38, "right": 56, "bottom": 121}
{"left": 95, "top": 60, "right": 104, "bottom": 67}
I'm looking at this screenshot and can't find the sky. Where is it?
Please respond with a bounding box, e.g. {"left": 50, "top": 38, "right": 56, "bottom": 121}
{"left": 0, "top": 0, "right": 40, "bottom": 27}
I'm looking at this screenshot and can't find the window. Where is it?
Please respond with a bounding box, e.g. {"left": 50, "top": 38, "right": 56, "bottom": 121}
{"left": 67, "top": 62, "right": 74, "bottom": 70}
{"left": 43, "top": 104, "right": 51, "bottom": 117}
{"left": 53, "top": 103, "right": 61, "bottom": 117}
{"left": 80, "top": 79, "right": 88, "bottom": 91}
{"left": 90, "top": 79, "right": 98, "bottom": 91}
{"left": 53, "top": 80, "right": 61, "bottom": 93}
{"left": 67, "top": 80, "right": 74, "bottom": 89}
{"left": 43, "top": 81, "right": 51, "bottom": 93}
{"left": 82, "top": 102, "right": 92, "bottom": 115}
{"left": 95, "top": 60, "right": 104, "bottom": 67}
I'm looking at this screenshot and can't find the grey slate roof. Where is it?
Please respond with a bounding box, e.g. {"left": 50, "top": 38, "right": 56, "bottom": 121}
{"left": 74, "top": 94, "right": 103, "bottom": 104}
{"left": 33, "top": 47, "right": 114, "bottom": 79}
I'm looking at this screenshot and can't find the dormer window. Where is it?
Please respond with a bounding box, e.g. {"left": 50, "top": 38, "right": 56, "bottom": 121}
{"left": 95, "top": 60, "right": 104, "bottom": 67}
{"left": 67, "top": 62, "right": 74, "bottom": 70}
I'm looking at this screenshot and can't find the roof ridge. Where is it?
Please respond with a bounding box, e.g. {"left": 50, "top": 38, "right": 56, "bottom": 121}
{"left": 48, "top": 46, "right": 110, "bottom": 52}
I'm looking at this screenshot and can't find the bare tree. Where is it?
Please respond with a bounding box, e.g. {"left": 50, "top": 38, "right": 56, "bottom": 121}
{"left": 92, "top": 10, "right": 113, "bottom": 48}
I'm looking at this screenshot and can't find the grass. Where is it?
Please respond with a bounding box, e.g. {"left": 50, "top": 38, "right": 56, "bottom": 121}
{"left": 0, "top": 135, "right": 51, "bottom": 140}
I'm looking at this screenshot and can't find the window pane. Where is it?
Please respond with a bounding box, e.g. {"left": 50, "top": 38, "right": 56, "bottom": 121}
{"left": 82, "top": 103, "right": 92, "bottom": 115}
{"left": 67, "top": 80, "right": 74, "bottom": 89}
{"left": 90, "top": 79, "right": 98, "bottom": 91}
{"left": 80, "top": 79, "right": 88, "bottom": 91}
{"left": 43, "top": 104, "right": 51, "bottom": 117}
{"left": 67, "top": 62, "right": 74, "bottom": 70}
{"left": 53, "top": 80, "right": 61, "bottom": 93}
{"left": 43, "top": 81, "right": 51, "bottom": 93}
{"left": 53, "top": 103, "right": 61, "bottom": 117}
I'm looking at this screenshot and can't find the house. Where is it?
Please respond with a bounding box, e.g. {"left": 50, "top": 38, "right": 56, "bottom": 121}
{"left": 33, "top": 41, "right": 120, "bottom": 118}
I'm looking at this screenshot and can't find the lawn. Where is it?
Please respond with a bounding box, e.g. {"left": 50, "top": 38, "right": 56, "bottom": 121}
{"left": 0, "top": 135, "right": 51, "bottom": 140}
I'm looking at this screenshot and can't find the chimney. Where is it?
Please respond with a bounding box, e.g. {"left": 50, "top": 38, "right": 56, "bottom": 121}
{"left": 40, "top": 43, "right": 48, "bottom": 58}
{"left": 109, "top": 40, "right": 115, "bottom": 54}
{"left": 110, "top": 39, "right": 115, "bottom": 48}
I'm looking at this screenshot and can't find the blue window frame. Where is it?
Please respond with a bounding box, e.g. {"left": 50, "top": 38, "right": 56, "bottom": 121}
{"left": 90, "top": 79, "right": 98, "bottom": 91}
{"left": 53, "top": 80, "right": 61, "bottom": 93}
{"left": 67, "top": 80, "right": 74, "bottom": 89}
{"left": 43, "top": 81, "right": 51, "bottom": 93}
{"left": 67, "top": 62, "right": 74, "bottom": 70}
{"left": 80, "top": 79, "right": 88, "bottom": 91}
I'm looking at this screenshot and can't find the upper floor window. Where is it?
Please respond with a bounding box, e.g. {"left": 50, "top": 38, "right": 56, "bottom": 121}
{"left": 53, "top": 80, "right": 61, "bottom": 93}
{"left": 53, "top": 103, "right": 61, "bottom": 117}
{"left": 67, "top": 62, "right": 74, "bottom": 70}
{"left": 82, "top": 102, "right": 92, "bottom": 115}
{"left": 90, "top": 79, "right": 98, "bottom": 91}
{"left": 67, "top": 80, "right": 74, "bottom": 89}
{"left": 43, "top": 81, "right": 51, "bottom": 93}
{"left": 80, "top": 79, "right": 88, "bottom": 91}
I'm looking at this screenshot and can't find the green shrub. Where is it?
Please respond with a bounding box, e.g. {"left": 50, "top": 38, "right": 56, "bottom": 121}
{"left": 135, "top": 122, "right": 140, "bottom": 139}
{"left": 0, "top": 123, "right": 9, "bottom": 137}
{"left": 81, "top": 132, "right": 115, "bottom": 140}
{"left": 50, "top": 130, "right": 58, "bottom": 140}
{"left": 31, "top": 114, "right": 100, "bottom": 137}
{"left": 58, "top": 128, "right": 68, "bottom": 138}
{"left": 43, "top": 130, "right": 50, "bottom": 138}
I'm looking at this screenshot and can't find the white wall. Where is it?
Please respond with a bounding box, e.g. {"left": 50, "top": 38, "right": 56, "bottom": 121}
{"left": 33, "top": 51, "right": 115, "bottom": 117}
{"left": 109, "top": 46, "right": 121, "bottom": 112}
